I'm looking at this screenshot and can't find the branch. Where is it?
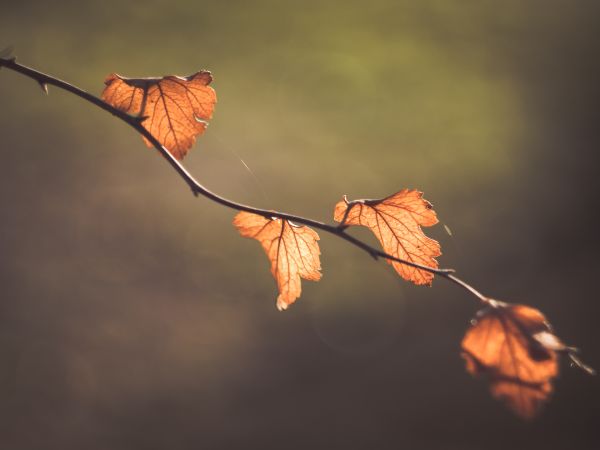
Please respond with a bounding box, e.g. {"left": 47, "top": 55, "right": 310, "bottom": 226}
{"left": 0, "top": 56, "right": 510, "bottom": 308}
{"left": 3, "top": 55, "right": 593, "bottom": 383}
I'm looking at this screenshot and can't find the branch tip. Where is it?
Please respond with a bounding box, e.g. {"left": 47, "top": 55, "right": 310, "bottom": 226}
{"left": 568, "top": 352, "right": 595, "bottom": 376}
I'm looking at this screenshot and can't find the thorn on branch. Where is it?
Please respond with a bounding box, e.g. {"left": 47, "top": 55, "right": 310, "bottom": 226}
{"left": 38, "top": 81, "right": 48, "bottom": 95}
{"left": 132, "top": 114, "right": 148, "bottom": 124}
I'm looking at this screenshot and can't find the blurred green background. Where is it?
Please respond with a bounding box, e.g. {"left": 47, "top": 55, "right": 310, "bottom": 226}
{"left": 1, "top": 1, "right": 599, "bottom": 449}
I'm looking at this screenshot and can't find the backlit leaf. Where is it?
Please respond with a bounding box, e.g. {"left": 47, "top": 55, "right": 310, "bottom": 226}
{"left": 102, "top": 71, "right": 216, "bottom": 160}
{"left": 233, "top": 212, "right": 322, "bottom": 310}
{"left": 333, "top": 189, "right": 441, "bottom": 285}
{"left": 461, "top": 302, "right": 564, "bottom": 419}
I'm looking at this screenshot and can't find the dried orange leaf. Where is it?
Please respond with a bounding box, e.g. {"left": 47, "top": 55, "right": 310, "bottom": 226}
{"left": 333, "top": 189, "right": 441, "bottom": 285}
{"left": 101, "top": 71, "right": 216, "bottom": 160}
{"left": 233, "top": 212, "right": 322, "bottom": 311}
{"left": 461, "top": 302, "right": 564, "bottom": 419}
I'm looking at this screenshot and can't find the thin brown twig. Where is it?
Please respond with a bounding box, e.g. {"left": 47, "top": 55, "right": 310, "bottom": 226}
{"left": 0, "top": 56, "right": 511, "bottom": 309}
{"left": 3, "top": 56, "right": 594, "bottom": 375}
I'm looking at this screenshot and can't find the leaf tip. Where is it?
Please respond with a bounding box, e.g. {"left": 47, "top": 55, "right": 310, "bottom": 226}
{"left": 276, "top": 296, "right": 290, "bottom": 311}
{"left": 103, "top": 73, "right": 120, "bottom": 86}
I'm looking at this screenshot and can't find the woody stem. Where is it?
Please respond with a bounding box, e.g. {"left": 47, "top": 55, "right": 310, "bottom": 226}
{"left": 0, "top": 56, "right": 492, "bottom": 307}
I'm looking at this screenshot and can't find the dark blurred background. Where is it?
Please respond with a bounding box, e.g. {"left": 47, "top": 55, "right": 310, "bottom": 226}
{"left": 1, "top": 1, "right": 599, "bottom": 449}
